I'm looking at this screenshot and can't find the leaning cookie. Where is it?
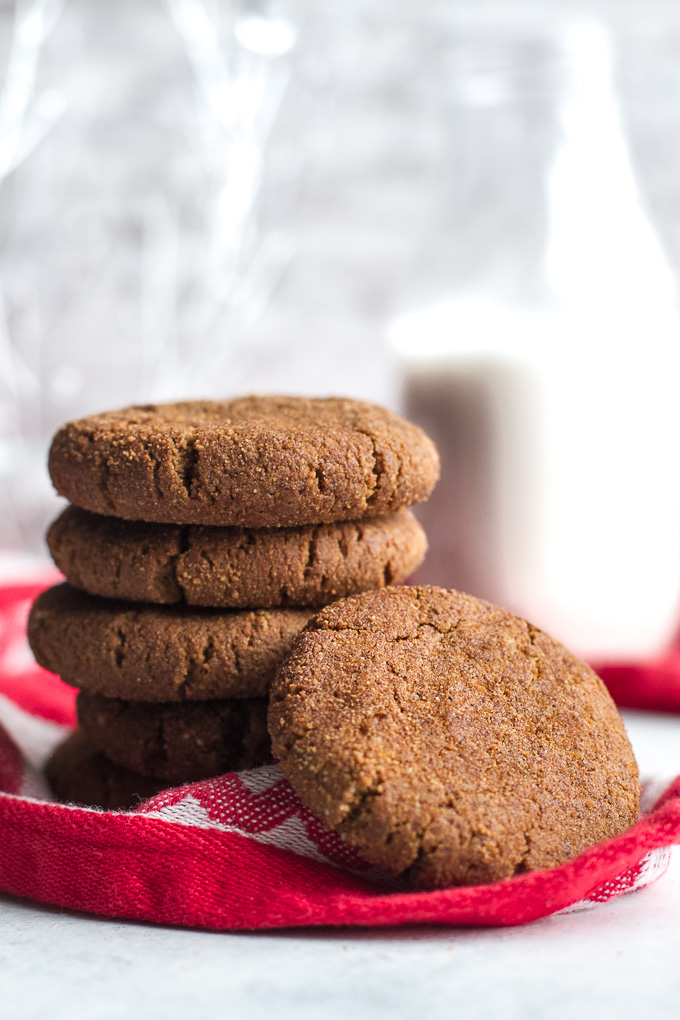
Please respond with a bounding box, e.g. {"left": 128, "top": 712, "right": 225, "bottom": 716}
{"left": 28, "top": 583, "right": 313, "bottom": 700}
{"left": 268, "top": 586, "right": 640, "bottom": 889}
{"left": 47, "top": 506, "right": 427, "bottom": 608}
{"left": 45, "top": 730, "right": 166, "bottom": 810}
{"left": 48, "top": 396, "right": 440, "bottom": 527}
{"left": 77, "top": 692, "right": 271, "bottom": 783}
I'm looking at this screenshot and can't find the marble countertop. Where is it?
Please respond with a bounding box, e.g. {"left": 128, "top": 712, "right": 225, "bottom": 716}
{"left": 2, "top": 708, "right": 679, "bottom": 1020}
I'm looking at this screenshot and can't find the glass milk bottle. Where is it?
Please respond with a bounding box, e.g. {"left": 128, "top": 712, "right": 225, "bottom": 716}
{"left": 391, "top": 11, "right": 680, "bottom": 660}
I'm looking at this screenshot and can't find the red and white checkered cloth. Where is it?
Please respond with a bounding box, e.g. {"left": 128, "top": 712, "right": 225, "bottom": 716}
{"left": 1, "top": 579, "right": 680, "bottom": 931}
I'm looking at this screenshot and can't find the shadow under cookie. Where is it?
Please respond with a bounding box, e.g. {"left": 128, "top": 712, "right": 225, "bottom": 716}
{"left": 77, "top": 691, "right": 272, "bottom": 783}
{"left": 45, "top": 730, "right": 167, "bottom": 810}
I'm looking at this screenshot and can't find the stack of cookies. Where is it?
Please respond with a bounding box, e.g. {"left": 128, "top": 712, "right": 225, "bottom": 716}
{"left": 29, "top": 396, "right": 440, "bottom": 809}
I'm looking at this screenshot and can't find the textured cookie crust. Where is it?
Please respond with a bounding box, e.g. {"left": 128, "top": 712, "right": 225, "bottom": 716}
{"left": 269, "top": 586, "right": 640, "bottom": 889}
{"left": 48, "top": 397, "right": 440, "bottom": 527}
{"left": 28, "top": 583, "right": 312, "bottom": 700}
{"left": 78, "top": 692, "right": 271, "bottom": 782}
{"left": 48, "top": 506, "right": 427, "bottom": 608}
{"left": 45, "top": 730, "right": 166, "bottom": 810}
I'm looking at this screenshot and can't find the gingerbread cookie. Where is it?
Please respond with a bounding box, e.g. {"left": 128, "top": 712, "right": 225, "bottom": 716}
{"left": 28, "top": 583, "right": 312, "bottom": 700}
{"left": 48, "top": 397, "right": 439, "bottom": 527}
{"left": 78, "top": 692, "right": 270, "bottom": 782}
{"left": 47, "top": 505, "right": 427, "bottom": 608}
{"left": 45, "top": 730, "right": 166, "bottom": 810}
{"left": 268, "top": 586, "right": 640, "bottom": 889}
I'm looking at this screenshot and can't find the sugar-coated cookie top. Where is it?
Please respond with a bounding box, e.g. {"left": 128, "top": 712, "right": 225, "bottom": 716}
{"left": 48, "top": 396, "right": 440, "bottom": 527}
{"left": 268, "top": 585, "right": 640, "bottom": 889}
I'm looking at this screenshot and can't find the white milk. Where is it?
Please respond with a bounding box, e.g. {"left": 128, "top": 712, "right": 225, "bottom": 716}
{"left": 391, "top": 22, "right": 680, "bottom": 659}
{"left": 392, "top": 310, "right": 680, "bottom": 660}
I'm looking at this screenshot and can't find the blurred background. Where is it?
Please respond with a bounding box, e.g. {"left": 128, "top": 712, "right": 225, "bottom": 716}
{"left": 3, "top": 0, "right": 680, "bottom": 660}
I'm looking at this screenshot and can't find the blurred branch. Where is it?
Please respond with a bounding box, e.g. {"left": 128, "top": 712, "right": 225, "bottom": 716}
{"left": 151, "top": 0, "right": 297, "bottom": 393}
{"left": 0, "top": 0, "right": 66, "bottom": 180}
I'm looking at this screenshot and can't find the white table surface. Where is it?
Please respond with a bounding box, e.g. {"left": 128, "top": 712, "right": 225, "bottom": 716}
{"left": 1, "top": 708, "right": 680, "bottom": 1020}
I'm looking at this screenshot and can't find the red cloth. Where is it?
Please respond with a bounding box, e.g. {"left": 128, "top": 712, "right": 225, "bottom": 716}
{"left": 1, "top": 579, "right": 680, "bottom": 931}
{"left": 592, "top": 651, "right": 680, "bottom": 715}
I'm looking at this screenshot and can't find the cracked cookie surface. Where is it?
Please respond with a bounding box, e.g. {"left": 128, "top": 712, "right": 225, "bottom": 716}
{"left": 77, "top": 692, "right": 271, "bottom": 781}
{"left": 268, "top": 585, "right": 640, "bottom": 889}
{"left": 47, "top": 506, "right": 427, "bottom": 608}
{"left": 48, "top": 396, "right": 440, "bottom": 527}
{"left": 28, "top": 583, "right": 312, "bottom": 700}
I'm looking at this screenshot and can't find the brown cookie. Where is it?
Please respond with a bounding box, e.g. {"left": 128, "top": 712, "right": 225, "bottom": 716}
{"left": 28, "top": 583, "right": 312, "bottom": 700}
{"left": 45, "top": 730, "right": 166, "bottom": 810}
{"left": 268, "top": 586, "right": 640, "bottom": 889}
{"left": 77, "top": 691, "right": 271, "bottom": 782}
{"left": 48, "top": 396, "right": 439, "bottom": 527}
{"left": 47, "top": 505, "right": 427, "bottom": 609}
